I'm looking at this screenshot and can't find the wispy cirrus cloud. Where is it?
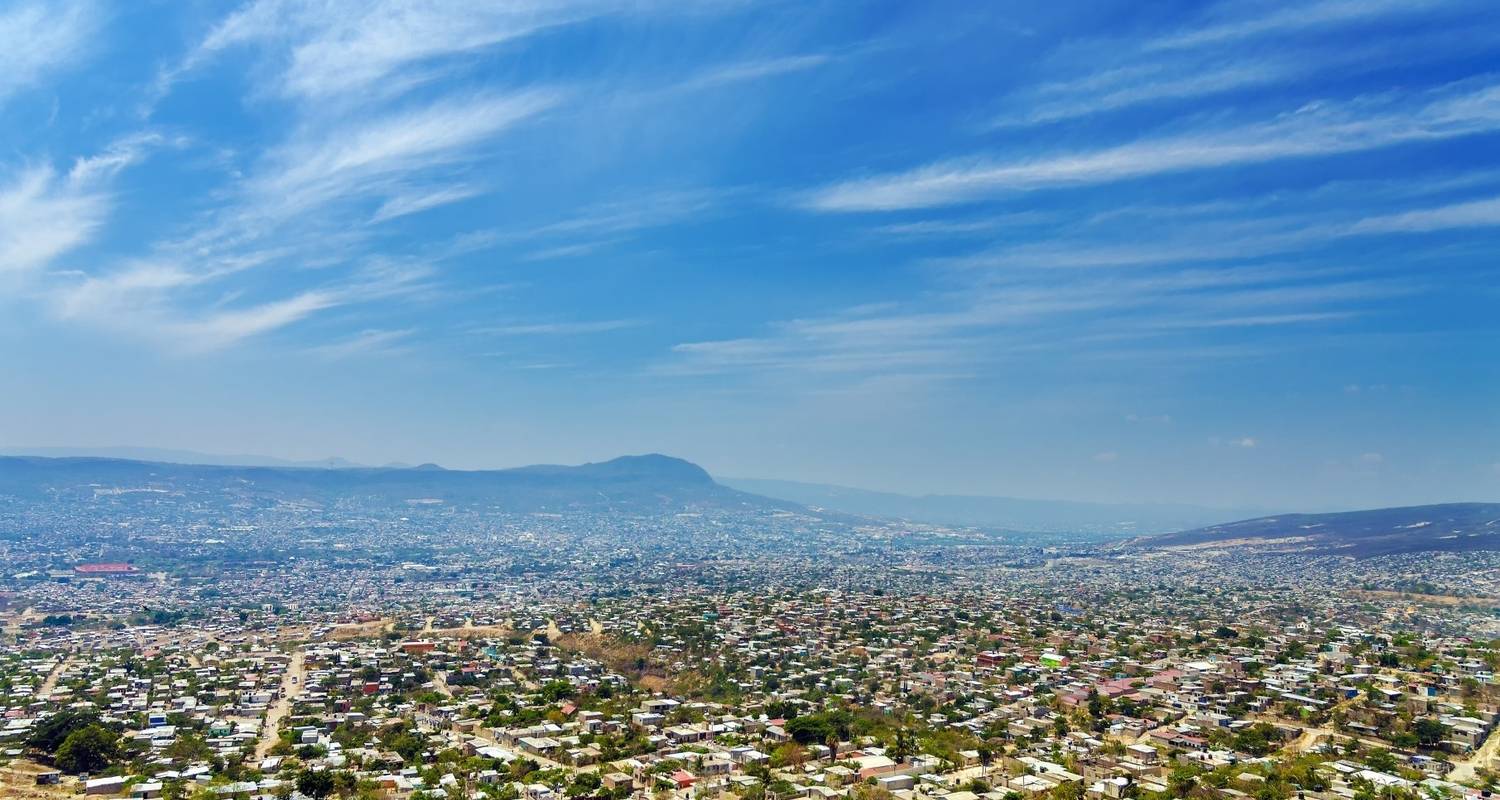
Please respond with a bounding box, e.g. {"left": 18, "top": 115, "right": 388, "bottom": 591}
{"left": 804, "top": 79, "right": 1500, "bottom": 212}
{"left": 661, "top": 263, "right": 1393, "bottom": 380}
{"left": 0, "top": 0, "right": 97, "bottom": 105}
{"left": 60, "top": 90, "right": 556, "bottom": 350}
{"left": 22, "top": 1, "right": 831, "bottom": 358}
{"left": 500, "top": 189, "right": 721, "bottom": 241}
{"left": 308, "top": 328, "right": 415, "bottom": 359}
{"left": 675, "top": 54, "right": 832, "bottom": 92}
{"left": 173, "top": 290, "right": 342, "bottom": 352}
{"left": 97, "top": 0, "right": 649, "bottom": 354}
{"left": 248, "top": 90, "right": 558, "bottom": 223}
{"left": 1145, "top": 0, "right": 1456, "bottom": 52}
{"left": 989, "top": 0, "right": 1499, "bottom": 135}
{"left": 1344, "top": 194, "right": 1500, "bottom": 234}
{"left": 936, "top": 191, "right": 1500, "bottom": 274}
{"left": 0, "top": 166, "right": 108, "bottom": 279}
{"left": 492, "top": 189, "right": 722, "bottom": 260}
{"left": 997, "top": 61, "right": 1296, "bottom": 128}
{"left": 189, "top": 0, "right": 608, "bottom": 102}
{"left": 479, "top": 319, "right": 642, "bottom": 336}
{"left": 868, "top": 213, "right": 1054, "bottom": 239}
{"left": 0, "top": 133, "right": 172, "bottom": 282}
{"left": 369, "top": 184, "right": 483, "bottom": 223}
{"left": 52, "top": 259, "right": 434, "bottom": 352}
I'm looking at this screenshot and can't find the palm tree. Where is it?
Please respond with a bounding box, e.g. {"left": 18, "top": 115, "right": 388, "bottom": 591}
{"left": 891, "top": 727, "right": 916, "bottom": 763}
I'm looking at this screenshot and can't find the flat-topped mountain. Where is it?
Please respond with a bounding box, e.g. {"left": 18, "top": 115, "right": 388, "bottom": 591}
{"left": 1141, "top": 502, "right": 1500, "bottom": 556}
{"left": 0, "top": 453, "right": 780, "bottom": 514}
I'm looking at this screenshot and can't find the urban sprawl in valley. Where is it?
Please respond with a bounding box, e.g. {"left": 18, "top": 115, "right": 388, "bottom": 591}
{"left": 2, "top": 458, "right": 1500, "bottom": 800}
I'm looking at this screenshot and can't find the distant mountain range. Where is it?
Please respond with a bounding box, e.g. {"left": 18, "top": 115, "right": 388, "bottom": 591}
{"left": 1139, "top": 502, "right": 1500, "bottom": 556}
{"left": 5, "top": 451, "right": 1493, "bottom": 551}
{"left": 720, "top": 477, "right": 1261, "bottom": 535}
{"left": 0, "top": 454, "right": 786, "bottom": 514}
{"left": 0, "top": 446, "right": 402, "bottom": 469}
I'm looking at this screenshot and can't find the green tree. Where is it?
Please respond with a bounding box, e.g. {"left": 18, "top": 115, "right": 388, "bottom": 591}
{"left": 55, "top": 725, "right": 119, "bottom": 773}
{"left": 567, "top": 772, "right": 602, "bottom": 798}
{"left": 27, "top": 709, "right": 101, "bottom": 753}
{"left": 297, "top": 770, "right": 336, "bottom": 799}
{"left": 1049, "top": 781, "right": 1084, "bottom": 800}
{"left": 1414, "top": 718, "right": 1450, "bottom": 747}
{"left": 1365, "top": 748, "right": 1398, "bottom": 774}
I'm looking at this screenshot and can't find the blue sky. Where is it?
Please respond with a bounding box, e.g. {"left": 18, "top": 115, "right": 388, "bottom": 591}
{"left": 1, "top": 0, "right": 1498, "bottom": 510}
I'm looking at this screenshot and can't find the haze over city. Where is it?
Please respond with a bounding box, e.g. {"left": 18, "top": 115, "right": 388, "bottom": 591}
{"left": 3, "top": 0, "right": 1498, "bottom": 509}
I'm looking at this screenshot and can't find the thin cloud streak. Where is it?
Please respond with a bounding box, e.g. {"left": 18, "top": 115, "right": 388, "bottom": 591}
{"left": 1145, "top": 0, "right": 1453, "bottom": 52}
{"left": 478, "top": 319, "right": 643, "bottom": 336}
{"left": 308, "top": 328, "right": 416, "bottom": 359}
{"left": 805, "top": 79, "right": 1500, "bottom": 211}
{"left": 676, "top": 54, "right": 832, "bottom": 92}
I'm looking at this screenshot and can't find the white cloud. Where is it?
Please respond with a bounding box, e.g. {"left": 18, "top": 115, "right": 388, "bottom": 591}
{"left": 1145, "top": 0, "right": 1450, "bottom": 52}
{"left": 660, "top": 260, "right": 1398, "bottom": 381}
{"left": 479, "top": 319, "right": 642, "bottom": 336}
{"left": 1344, "top": 195, "right": 1500, "bottom": 234}
{"left": 1093, "top": 451, "right": 1119, "bottom": 463}
{"left": 1208, "top": 436, "right": 1260, "bottom": 448}
{"left": 252, "top": 90, "right": 558, "bottom": 220}
{"left": 370, "top": 184, "right": 483, "bottom": 223}
{"left": 0, "top": 166, "right": 106, "bottom": 277}
{"left": 102, "top": 1, "right": 594, "bottom": 355}
{"left": 870, "top": 213, "right": 1053, "bottom": 238}
{"left": 51, "top": 257, "right": 433, "bottom": 352}
{"left": 308, "top": 328, "right": 415, "bottom": 359}
{"left": 53, "top": 261, "right": 197, "bottom": 319}
{"left": 1147, "top": 311, "right": 1362, "bottom": 329}
{"left": 934, "top": 193, "right": 1500, "bottom": 277}
{"left": 677, "top": 54, "right": 832, "bottom": 92}
{"left": 173, "top": 290, "right": 340, "bottom": 352}
{"left": 0, "top": 133, "right": 170, "bottom": 281}
{"left": 1000, "top": 62, "right": 1293, "bottom": 127}
{"left": 0, "top": 0, "right": 97, "bottom": 105}
{"left": 66, "top": 91, "right": 555, "bottom": 351}
{"left": 195, "top": 0, "right": 605, "bottom": 101}
{"left": 519, "top": 240, "right": 618, "bottom": 262}
{"left": 501, "top": 190, "right": 721, "bottom": 241}
{"left": 804, "top": 79, "right": 1500, "bottom": 211}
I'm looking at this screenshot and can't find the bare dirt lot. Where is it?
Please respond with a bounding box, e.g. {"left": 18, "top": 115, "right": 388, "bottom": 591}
{"left": 0, "top": 759, "right": 75, "bottom": 800}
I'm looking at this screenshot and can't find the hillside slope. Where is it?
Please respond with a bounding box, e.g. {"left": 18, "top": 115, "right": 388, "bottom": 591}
{"left": 0, "top": 454, "right": 788, "bottom": 514}
{"left": 1143, "top": 502, "right": 1500, "bottom": 555}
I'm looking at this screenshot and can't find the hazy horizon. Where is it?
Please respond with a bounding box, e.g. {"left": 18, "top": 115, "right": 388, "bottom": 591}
{"left": 3, "top": 1, "right": 1498, "bottom": 510}
{"left": 0, "top": 443, "right": 1488, "bottom": 515}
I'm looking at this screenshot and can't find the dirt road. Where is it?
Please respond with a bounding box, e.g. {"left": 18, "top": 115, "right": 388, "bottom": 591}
{"left": 1449, "top": 723, "right": 1500, "bottom": 784}
{"left": 255, "top": 650, "right": 306, "bottom": 759}
{"left": 36, "top": 654, "right": 76, "bottom": 698}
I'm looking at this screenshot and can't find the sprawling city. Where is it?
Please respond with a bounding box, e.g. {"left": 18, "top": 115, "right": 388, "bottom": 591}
{"left": 2, "top": 456, "right": 1500, "bottom": 800}
{"left": 3, "top": 1, "right": 1499, "bottom": 800}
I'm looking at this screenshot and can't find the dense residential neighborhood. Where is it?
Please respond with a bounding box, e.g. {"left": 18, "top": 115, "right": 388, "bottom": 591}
{"left": 5, "top": 488, "right": 1500, "bottom": 800}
